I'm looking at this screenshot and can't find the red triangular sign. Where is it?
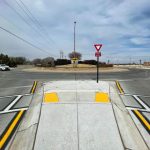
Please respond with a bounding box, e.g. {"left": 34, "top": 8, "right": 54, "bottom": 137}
{"left": 94, "top": 44, "right": 102, "bottom": 51}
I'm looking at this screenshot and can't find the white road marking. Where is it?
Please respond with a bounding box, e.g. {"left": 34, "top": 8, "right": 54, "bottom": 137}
{"left": 45, "top": 90, "right": 103, "bottom": 92}
{"left": 43, "top": 102, "right": 111, "bottom": 105}
{"left": 126, "top": 107, "right": 150, "bottom": 112}
{"left": 4, "top": 95, "right": 22, "bottom": 111}
{"left": 0, "top": 93, "right": 31, "bottom": 99}
{"left": 119, "top": 93, "right": 150, "bottom": 97}
{"left": 0, "top": 108, "right": 28, "bottom": 114}
{"left": 0, "top": 85, "right": 32, "bottom": 90}
{"left": 133, "top": 95, "right": 150, "bottom": 111}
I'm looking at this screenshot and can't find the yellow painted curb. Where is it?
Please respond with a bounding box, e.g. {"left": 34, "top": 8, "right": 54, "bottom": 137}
{"left": 0, "top": 110, "right": 25, "bottom": 149}
{"left": 116, "top": 81, "right": 124, "bottom": 94}
{"left": 95, "top": 92, "right": 110, "bottom": 103}
{"left": 134, "top": 110, "right": 150, "bottom": 130}
{"left": 44, "top": 92, "right": 59, "bottom": 103}
{"left": 30, "top": 81, "right": 38, "bottom": 94}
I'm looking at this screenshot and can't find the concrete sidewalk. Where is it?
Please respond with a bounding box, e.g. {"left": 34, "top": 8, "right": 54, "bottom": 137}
{"left": 9, "top": 80, "right": 149, "bottom": 150}
{"left": 34, "top": 81, "right": 124, "bottom": 150}
{"left": 35, "top": 80, "right": 149, "bottom": 150}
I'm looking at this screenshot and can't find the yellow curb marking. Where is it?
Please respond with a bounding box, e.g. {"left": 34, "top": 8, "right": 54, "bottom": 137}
{"left": 44, "top": 92, "right": 59, "bottom": 103}
{"left": 134, "top": 110, "right": 150, "bottom": 130}
{"left": 0, "top": 110, "right": 25, "bottom": 149}
{"left": 116, "top": 81, "right": 124, "bottom": 94}
{"left": 31, "top": 81, "right": 37, "bottom": 94}
{"left": 95, "top": 92, "right": 110, "bottom": 103}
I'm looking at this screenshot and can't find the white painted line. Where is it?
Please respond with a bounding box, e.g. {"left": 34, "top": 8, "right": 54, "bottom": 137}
{"left": 0, "top": 108, "right": 28, "bottom": 114}
{"left": 4, "top": 95, "right": 22, "bottom": 111}
{"left": 126, "top": 107, "right": 150, "bottom": 112}
{"left": 0, "top": 93, "right": 31, "bottom": 99}
{"left": 45, "top": 90, "right": 101, "bottom": 92}
{"left": 43, "top": 102, "right": 111, "bottom": 105}
{"left": 0, "top": 85, "right": 32, "bottom": 90}
{"left": 133, "top": 95, "right": 150, "bottom": 111}
{"left": 119, "top": 93, "right": 150, "bottom": 98}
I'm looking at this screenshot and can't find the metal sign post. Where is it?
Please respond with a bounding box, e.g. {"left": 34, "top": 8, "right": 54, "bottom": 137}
{"left": 97, "top": 56, "right": 99, "bottom": 83}
{"left": 94, "top": 44, "right": 102, "bottom": 83}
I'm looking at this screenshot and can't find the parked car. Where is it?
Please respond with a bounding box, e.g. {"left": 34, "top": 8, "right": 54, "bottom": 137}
{"left": 0, "top": 64, "right": 10, "bottom": 71}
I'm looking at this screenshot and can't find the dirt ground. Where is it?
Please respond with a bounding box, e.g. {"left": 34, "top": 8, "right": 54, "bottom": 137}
{"left": 21, "top": 64, "right": 129, "bottom": 73}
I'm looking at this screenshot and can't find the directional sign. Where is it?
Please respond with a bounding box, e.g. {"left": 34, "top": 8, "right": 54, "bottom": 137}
{"left": 95, "top": 51, "right": 101, "bottom": 57}
{"left": 94, "top": 44, "right": 102, "bottom": 51}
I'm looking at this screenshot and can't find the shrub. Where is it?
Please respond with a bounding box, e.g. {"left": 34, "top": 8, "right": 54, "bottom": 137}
{"left": 55, "top": 59, "right": 71, "bottom": 66}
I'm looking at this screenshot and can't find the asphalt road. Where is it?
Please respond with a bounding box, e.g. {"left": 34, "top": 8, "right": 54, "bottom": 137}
{"left": 0, "top": 67, "right": 149, "bottom": 103}
{"left": 0, "top": 68, "right": 150, "bottom": 88}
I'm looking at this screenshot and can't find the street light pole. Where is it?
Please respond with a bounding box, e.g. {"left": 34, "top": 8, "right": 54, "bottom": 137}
{"left": 74, "top": 21, "right": 76, "bottom": 58}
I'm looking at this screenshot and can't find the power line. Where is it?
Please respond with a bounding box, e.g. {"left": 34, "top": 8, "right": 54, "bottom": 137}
{"left": 0, "top": 26, "right": 57, "bottom": 57}
{"left": 4, "top": 0, "right": 52, "bottom": 50}
{"left": 4, "top": 0, "right": 34, "bottom": 30}
{"left": 18, "top": 0, "right": 54, "bottom": 41}
{"left": 16, "top": 0, "right": 56, "bottom": 45}
{"left": 1, "top": 1, "right": 50, "bottom": 50}
{"left": 0, "top": 13, "right": 51, "bottom": 51}
{"left": 15, "top": 0, "right": 38, "bottom": 26}
{"left": 14, "top": 0, "right": 53, "bottom": 44}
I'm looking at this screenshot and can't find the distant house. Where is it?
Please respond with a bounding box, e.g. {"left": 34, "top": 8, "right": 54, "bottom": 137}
{"left": 33, "top": 57, "right": 55, "bottom": 67}
{"left": 144, "top": 62, "right": 150, "bottom": 66}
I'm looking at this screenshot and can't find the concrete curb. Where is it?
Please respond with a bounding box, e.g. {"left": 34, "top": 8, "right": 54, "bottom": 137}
{"left": 109, "top": 81, "right": 149, "bottom": 150}
{"left": 8, "top": 82, "right": 43, "bottom": 150}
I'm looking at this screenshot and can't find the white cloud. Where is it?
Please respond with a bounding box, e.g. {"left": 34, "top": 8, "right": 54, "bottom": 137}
{"left": 130, "top": 37, "right": 150, "bottom": 45}
{"left": 0, "top": 0, "right": 150, "bottom": 61}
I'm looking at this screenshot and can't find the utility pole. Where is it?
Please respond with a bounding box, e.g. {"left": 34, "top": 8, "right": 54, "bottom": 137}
{"left": 60, "top": 51, "right": 63, "bottom": 59}
{"left": 139, "top": 59, "right": 142, "bottom": 65}
{"left": 107, "top": 60, "right": 110, "bottom": 64}
{"left": 74, "top": 21, "right": 76, "bottom": 58}
{"left": 60, "top": 51, "right": 62, "bottom": 59}
{"left": 62, "top": 51, "right": 64, "bottom": 59}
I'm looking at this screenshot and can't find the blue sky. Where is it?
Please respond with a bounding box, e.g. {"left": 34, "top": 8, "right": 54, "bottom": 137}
{"left": 0, "top": 0, "right": 150, "bottom": 63}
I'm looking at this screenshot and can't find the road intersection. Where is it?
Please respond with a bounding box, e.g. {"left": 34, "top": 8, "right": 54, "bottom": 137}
{"left": 0, "top": 68, "right": 150, "bottom": 149}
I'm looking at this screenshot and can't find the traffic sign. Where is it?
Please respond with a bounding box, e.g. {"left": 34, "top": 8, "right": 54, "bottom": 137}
{"left": 94, "top": 44, "right": 102, "bottom": 51}
{"left": 94, "top": 44, "right": 103, "bottom": 83}
{"left": 95, "top": 51, "right": 101, "bottom": 57}
{"left": 72, "top": 58, "right": 78, "bottom": 60}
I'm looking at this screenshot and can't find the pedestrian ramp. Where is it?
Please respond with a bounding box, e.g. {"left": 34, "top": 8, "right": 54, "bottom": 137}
{"left": 34, "top": 81, "right": 124, "bottom": 150}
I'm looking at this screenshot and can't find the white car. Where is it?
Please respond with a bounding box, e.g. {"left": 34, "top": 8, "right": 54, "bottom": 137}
{"left": 0, "top": 64, "right": 10, "bottom": 71}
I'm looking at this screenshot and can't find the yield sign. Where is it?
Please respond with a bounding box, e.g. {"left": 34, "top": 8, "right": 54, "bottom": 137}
{"left": 94, "top": 44, "right": 102, "bottom": 51}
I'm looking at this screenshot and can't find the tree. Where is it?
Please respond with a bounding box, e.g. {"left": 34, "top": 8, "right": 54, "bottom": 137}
{"left": 32, "top": 58, "right": 42, "bottom": 66}
{"left": 14, "top": 57, "right": 27, "bottom": 65}
{"left": 41, "top": 57, "right": 55, "bottom": 67}
{"left": 55, "top": 59, "right": 71, "bottom": 66}
{"left": 68, "top": 52, "right": 82, "bottom": 60}
{"left": 32, "top": 57, "right": 55, "bottom": 67}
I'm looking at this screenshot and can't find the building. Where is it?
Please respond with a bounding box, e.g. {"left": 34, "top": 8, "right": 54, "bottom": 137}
{"left": 144, "top": 62, "right": 150, "bottom": 66}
